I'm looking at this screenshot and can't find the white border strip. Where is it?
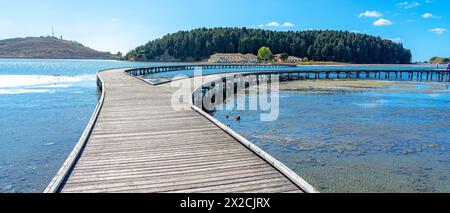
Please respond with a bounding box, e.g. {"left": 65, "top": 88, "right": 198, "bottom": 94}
{"left": 44, "top": 70, "right": 107, "bottom": 193}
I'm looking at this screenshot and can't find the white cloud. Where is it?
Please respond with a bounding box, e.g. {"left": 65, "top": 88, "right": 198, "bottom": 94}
{"left": 359, "top": 11, "right": 383, "bottom": 18}
{"left": 397, "top": 2, "right": 420, "bottom": 9}
{"left": 264, "top": 21, "right": 295, "bottom": 28}
{"left": 422, "top": 13, "right": 433, "bottom": 18}
{"left": 282, "top": 22, "right": 295, "bottom": 27}
{"left": 422, "top": 13, "right": 441, "bottom": 19}
{"left": 112, "top": 18, "right": 118, "bottom": 22}
{"left": 267, "top": 22, "right": 280, "bottom": 27}
{"left": 373, "top": 18, "right": 393, "bottom": 26}
{"left": 430, "top": 28, "right": 447, "bottom": 34}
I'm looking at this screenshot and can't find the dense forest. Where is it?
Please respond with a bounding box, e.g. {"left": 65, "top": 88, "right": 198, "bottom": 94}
{"left": 126, "top": 28, "right": 412, "bottom": 64}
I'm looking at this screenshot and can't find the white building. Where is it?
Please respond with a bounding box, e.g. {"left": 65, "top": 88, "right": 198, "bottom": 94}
{"left": 275, "top": 54, "right": 304, "bottom": 63}
{"left": 286, "top": 56, "right": 303, "bottom": 63}
{"left": 208, "top": 53, "right": 259, "bottom": 63}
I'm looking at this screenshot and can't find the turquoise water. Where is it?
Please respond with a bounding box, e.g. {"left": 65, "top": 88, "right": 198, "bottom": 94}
{"left": 212, "top": 80, "right": 450, "bottom": 192}
{"left": 1, "top": 60, "right": 448, "bottom": 193}
{"left": 0, "top": 59, "right": 171, "bottom": 193}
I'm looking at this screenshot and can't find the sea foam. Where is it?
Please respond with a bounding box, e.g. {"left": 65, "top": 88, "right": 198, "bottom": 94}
{"left": 0, "top": 75, "right": 96, "bottom": 95}
{"left": 0, "top": 75, "right": 95, "bottom": 88}
{"left": 0, "top": 89, "right": 52, "bottom": 95}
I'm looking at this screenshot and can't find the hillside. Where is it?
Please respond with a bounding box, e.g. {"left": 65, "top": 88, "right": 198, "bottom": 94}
{"left": 0, "top": 36, "right": 115, "bottom": 59}
{"left": 430, "top": 57, "right": 450, "bottom": 64}
{"left": 126, "top": 28, "right": 412, "bottom": 64}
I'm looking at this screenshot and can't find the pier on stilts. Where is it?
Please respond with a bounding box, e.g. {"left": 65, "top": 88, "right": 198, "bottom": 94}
{"left": 46, "top": 64, "right": 449, "bottom": 193}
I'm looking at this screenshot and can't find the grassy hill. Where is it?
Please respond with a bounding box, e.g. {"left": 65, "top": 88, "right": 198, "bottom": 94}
{"left": 0, "top": 36, "right": 116, "bottom": 59}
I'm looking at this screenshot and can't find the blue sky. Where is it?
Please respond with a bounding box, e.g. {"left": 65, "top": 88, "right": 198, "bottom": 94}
{"left": 0, "top": 0, "right": 448, "bottom": 61}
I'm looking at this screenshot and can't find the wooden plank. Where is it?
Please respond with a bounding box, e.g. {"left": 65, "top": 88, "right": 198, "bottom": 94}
{"left": 64, "top": 172, "right": 293, "bottom": 193}
{"left": 46, "top": 67, "right": 316, "bottom": 193}
{"left": 63, "top": 166, "right": 279, "bottom": 191}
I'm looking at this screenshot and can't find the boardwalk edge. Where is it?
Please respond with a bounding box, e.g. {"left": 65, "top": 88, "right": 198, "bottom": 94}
{"left": 44, "top": 69, "right": 110, "bottom": 193}
{"left": 190, "top": 100, "right": 319, "bottom": 193}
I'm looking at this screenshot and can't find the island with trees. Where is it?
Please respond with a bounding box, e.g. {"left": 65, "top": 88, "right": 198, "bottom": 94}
{"left": 126, "top": 27, "right": 412, "bottom": 64}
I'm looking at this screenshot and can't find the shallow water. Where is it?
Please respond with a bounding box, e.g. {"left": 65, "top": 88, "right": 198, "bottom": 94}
{"left": 212, "top": 80, "right": 450, "bottom": 192}
{"left": 1, "top": 60, "right": 448, "bottom": 193}
{"left": 0, "top": 59, "right": 170, "bottom": 193}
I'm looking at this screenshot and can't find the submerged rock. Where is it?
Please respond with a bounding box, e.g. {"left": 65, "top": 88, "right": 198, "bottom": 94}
{"left": 427, "top": 144, "right": 440, "bottom": 148}
{"left": 266, "top": 129, "right": 280, "bottom": 135}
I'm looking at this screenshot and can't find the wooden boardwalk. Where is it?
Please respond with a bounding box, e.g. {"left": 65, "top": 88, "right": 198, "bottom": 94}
{"left": 46, "top": 68, "right": 316, "bottom": 193}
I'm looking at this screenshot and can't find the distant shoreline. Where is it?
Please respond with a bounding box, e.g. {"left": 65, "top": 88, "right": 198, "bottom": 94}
{"left": 0, "top": 57, "right": 123, "bottom": 61}
{"left": 0, "top": 56, "right": 115, "bottom": 60}
{"left": 0, "top": 58, "right": 434, "bottom": 67}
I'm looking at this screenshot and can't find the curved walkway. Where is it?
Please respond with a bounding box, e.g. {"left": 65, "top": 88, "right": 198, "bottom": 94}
{"left": 47, "top": 68, "right": 316, "bottom": 193}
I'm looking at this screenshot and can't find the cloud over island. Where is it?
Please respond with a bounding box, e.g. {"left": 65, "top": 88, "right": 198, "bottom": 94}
{"left": 259, "top": 22, "right": 295, "bottom": 28}
{"left": 373, "top": 18, "right": 394, "bottom": 26}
